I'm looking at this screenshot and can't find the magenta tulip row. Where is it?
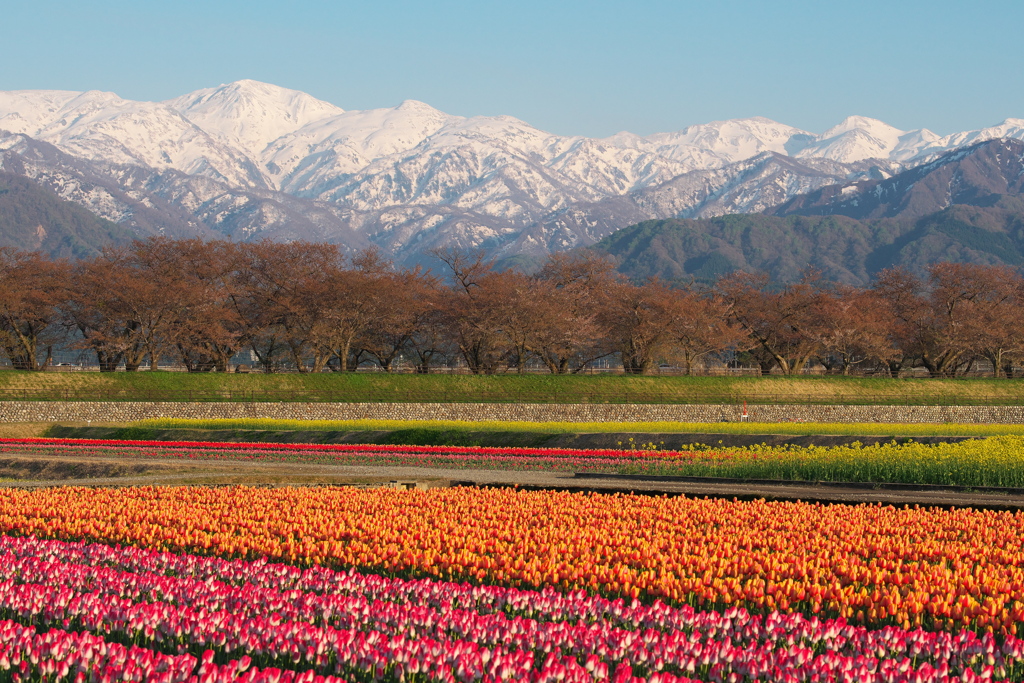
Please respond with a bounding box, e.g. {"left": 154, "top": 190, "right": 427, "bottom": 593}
{"left": 0, "top": 535, "right": 1016, "bottom": 683}
{"left": 0, "top": 618, "right": 347, "bottom": 682}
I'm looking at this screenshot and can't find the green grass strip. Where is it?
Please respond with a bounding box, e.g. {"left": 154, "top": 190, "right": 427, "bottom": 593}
{"left": 135, "top": 417, "right": 1024, "bottom": 437}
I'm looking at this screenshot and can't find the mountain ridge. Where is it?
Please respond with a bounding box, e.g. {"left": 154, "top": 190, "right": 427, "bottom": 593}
{"left": 1, "top": 80, "right": 1023, "bottom": 264}
{"left": 767, "top": 138, "right": 1024, "bottom": 220}
{"left": 591, "top": 138, "right": 1024, "bottom": 284}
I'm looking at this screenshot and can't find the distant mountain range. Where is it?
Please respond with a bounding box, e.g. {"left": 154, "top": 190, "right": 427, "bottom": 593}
{"left": 592, "top": 138, "right": 1024, "bottom": 284}
{"left": 2, "top": 80, "right": 1024, "bottom": 266}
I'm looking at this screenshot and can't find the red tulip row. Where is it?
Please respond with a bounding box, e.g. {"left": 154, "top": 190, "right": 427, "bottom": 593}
{"left": 0, "top": 535, "right": 1017, "bottom": 683}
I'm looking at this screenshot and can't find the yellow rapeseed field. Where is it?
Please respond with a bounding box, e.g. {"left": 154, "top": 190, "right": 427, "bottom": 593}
{"left": 625, "top": 436, "right": 1024, "bottom": 487}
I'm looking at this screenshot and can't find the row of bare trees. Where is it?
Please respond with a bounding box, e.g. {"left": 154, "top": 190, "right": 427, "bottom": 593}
{"left": 1, "top": 238, "right": 1023, "bottom": 376}
{"left": 699, "top": 264, "right": 1024, "bottom": 377}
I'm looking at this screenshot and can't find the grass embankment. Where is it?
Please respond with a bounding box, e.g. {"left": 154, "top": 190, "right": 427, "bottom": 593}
{"left": 2, "top": 370, "right": 1024, "bottom": 404}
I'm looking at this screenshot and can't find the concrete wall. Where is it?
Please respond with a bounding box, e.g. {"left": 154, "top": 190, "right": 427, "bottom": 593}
{"left": 1, "top": 401, "right": 1023, "bottom": 424}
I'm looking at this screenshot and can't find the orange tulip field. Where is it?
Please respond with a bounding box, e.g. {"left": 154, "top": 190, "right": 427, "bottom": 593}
{"left": 0, "top": 485, "right": 1019, "bottom": 635}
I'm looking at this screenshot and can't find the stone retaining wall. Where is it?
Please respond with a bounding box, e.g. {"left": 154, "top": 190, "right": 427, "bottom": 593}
{"left": 1, "top": 401, "right": 1023, "bottom": 424}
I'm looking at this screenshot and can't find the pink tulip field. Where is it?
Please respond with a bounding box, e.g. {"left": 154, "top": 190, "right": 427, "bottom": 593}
{"left": 0, "top": 534, "right": 1019, "bottom": 682}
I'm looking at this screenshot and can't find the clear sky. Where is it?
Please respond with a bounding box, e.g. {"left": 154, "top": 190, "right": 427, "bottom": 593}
{"left": 4, "top": 0, "right": 1022, "bottom": 138}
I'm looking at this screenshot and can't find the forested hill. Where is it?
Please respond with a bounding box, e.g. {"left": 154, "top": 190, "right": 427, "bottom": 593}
{"left": 593, "top": 139, "right": 1024, "bottom": 285}
{"left": 592, "top": 202, "right": 1024, "bottom": 285}
{"left": 0, "top": 172, "right": 134, "bottom": 258}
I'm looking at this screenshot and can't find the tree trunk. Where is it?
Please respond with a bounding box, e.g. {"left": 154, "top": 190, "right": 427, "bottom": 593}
{"left": 288, "top": 341, "right": 307, "bottom": 372}
{"left": 983, "top": 348, "right": 1006, "bottom": 378}
{"left": 337, "top": 340, "right": 352, "bottom": 372}
{"left": 96, "top": 350, "right": 122, "bottom": 373}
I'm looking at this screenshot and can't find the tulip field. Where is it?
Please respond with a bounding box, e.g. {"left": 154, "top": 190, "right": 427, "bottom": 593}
{"left": 0, "top": 483, "right": 1022, "bottom": 680}
{"left": 2, "top": 431, "right": 1024, "bottom": 681}
{"left": 6, "top": 435, "right": 1024, "bottom": 487}
{"left": 0, "top": 531, "right": 1020, "bottom": 683}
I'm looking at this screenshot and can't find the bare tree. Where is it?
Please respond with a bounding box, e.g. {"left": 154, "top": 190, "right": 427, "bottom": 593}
{"left": 718, "top": 271, "right": 824, "bottom": 375}
{"left": 599, "top": 281, "right": 672, "bottom": 375}
{"left": 405, "top": 276, "right": 456, "bottom": 373}
{"left": 282, "top": 248, "right": 388, "bottom": 373}
{"left": 63, "top": 249, "right": 148, "bottom": 372}
{"left": 531, "top": 251, "right": 617, "bottom": 373}
{"left": 151, "top": 239, "right": 243, "bottom": 372}
{"left": 660, "top": 286, "right": 746, "bottom": 374}
{"left": 935, "top": 264, "right": 1024, "bottom": 377}
{"left": 359, "top": 265, "right": 440, "bottom": 372}
{"left": 0, "top": 249, "right": 68, "bottom": 371}
{"left": 873, "top": 265, "right": 986, "bottom": 376}
{"left": 431, "top": 248, "right": 511, "bottom": 374}
{"left": 231, "top": 241, "right": 343, "bottom": 372}
{"left": 811, "top": 286, "right": 897, "bottom": 375}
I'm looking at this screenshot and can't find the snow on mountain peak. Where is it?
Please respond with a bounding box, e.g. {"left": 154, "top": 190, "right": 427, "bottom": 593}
{"left": 0, "top": 90, "right": 84, "bottom": 136}
{"left": 166, "top": 80, "right": 345, "bottom": 157}
{"left": 819, "top": 115, "right": 905, "bottom": 139}
{"left": 396, "top": 99, "right": 442, "bottom": 112}
{"left": 598, "top": 131, "right": 646, "bottom": 149}
{"left": 795, "top": 115, "right": 911, "bottom": 162}
{"left": 645, "top": 117, "right": 811, "bottom": 167}
{"left": 259, "top": 100, "right": 460, "bottom": 190}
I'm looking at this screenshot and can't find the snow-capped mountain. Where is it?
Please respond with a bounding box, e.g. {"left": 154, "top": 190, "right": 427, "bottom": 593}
{"left": 769, "top": 137, "right": 1024, "bottom": 220}
{"left": 0, "top": 130, "right": 371, "bottom": 248}
{"left": 0, "top": 79, "right": 1022, "bottom": 264}
{"left": 0, "top": 88, "right": 266, "bottom": 188}
{"left": 166, "top": 80, "right": 346, "bottom": 161}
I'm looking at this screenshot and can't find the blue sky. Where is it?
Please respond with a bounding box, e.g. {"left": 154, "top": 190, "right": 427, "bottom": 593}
{"left": 4, "top": 0, "right": 1022, "bottom": 137}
